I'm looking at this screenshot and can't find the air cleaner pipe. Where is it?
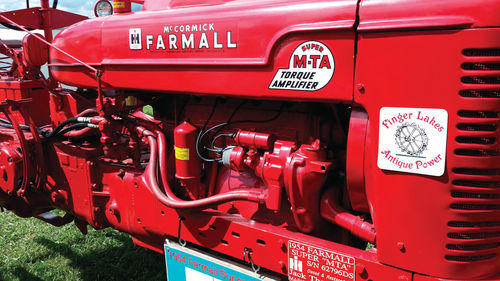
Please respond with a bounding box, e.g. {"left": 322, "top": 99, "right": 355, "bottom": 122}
{"left": 143, "top": 128, "right": 266, "bottom": 209}
{"left": 320, "top": 188, "right": 376, "bottom": 244}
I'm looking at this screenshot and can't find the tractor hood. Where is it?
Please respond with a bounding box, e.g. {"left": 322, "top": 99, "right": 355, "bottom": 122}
{"left": 50, "top": 0, "right": 357, "bottom": 67}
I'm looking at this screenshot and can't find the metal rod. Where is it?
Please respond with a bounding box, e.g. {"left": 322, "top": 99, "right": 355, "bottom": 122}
{"left": 142, "top": 127, "right": 266, "bottom": 209}
{"left": 0, "top": 13, "right": 98, "bottom": 75}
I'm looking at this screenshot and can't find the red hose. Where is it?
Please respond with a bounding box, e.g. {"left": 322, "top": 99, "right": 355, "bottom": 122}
{"left": 144, "top": 129, "right": 266, "bottom": 209}
{"left": 63, "top": 127, "right": 95, "bottom": 138}
{"left": 62, "top": 108, "right": 99, "bottom": 138}
{"left": 76, "top": 108, "right": 98, "bottom": 117}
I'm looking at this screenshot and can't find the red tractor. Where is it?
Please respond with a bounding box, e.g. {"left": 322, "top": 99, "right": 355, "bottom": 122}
{"left": 0, "top": 0, "right": 499, "bottom": 280}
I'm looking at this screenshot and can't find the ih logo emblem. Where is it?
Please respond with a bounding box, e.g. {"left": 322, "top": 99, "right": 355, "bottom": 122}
{"left": 289, "top": 255, "right": 303, "bottom": 273}
{"left": 129, "top": 28, "right": 142, "bottom": 50}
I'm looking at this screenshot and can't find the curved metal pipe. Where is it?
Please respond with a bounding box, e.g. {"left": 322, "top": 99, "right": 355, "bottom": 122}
{"left": 144, "top": 128, "right": 266, "bottom": 209}
{"left": 320, "top": 188, "right": 376, "bottom": 244}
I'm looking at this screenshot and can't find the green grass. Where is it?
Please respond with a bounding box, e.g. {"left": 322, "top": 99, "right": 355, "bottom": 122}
{"left": 0, "top": 210, "right": 165, "bottom": 281}
{"left": 143, "top": 105, "right": 154, "bottom": 116}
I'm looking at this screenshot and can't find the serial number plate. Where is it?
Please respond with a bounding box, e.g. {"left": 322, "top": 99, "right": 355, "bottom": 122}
{"left": 164, "top": 240, "right": 278, "bottom": 281}
{"left": 288, "top": 240, "right": 355, "bottom": 281}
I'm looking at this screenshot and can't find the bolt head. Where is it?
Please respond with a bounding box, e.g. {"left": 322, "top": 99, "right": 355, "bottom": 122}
{"left": 397, "top": 242, "right": 406, "bottom": 252}
{"left": 356, "top": 83, "right": 365, "bottom": 94}
{"left": 356, "top": 263, "right": 366, "bottom": 274}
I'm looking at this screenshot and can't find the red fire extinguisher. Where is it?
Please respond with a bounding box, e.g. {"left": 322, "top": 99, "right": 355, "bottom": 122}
{"left": 174, "top": 121, "right": 202, "bottom": 198}
{"left": 174, "top": 121, "right": 202, "bottom": 180}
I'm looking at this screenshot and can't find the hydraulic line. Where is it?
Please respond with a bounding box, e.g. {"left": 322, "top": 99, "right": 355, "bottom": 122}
{"left": 61, "top": 108, "right": 99, "bottom": 138}
{"left": 0, "top": 116, "right": 92, "bottom": 138}
{"left": 57, "top": 123, "right": 96, "bottom": 136}
{"left": 0, "top": 108, "right": 98, "bottom": 138}
{"left": 61, "top": 125, "right": 98, "bottom": 138}
{"left": 0, "top": 118, "right": 49, "bottom": 135}
{"left": 144, "top": 128, "right": 266, "bottom": 209}
{"left": 44, "top": 117, "right": 78, "bottom": 137}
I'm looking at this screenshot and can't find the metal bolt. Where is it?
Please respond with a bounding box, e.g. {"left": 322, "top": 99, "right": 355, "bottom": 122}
{"left": 397, "top": 242, "right": 406, "bottom": 252}
{"left": 117, "top": 169, "right": 125, "bottom": 179}
{"left": 279, "top": 239, "right": 287, "bottom": 253}
{"left": 278, "top": 261, "right": 287, "bottom": 273}
{"left": 357, "top": 83, "right": 365, "bottom": 94}
{"left": 356, "top": 263, "right": 366, "bottom": 274}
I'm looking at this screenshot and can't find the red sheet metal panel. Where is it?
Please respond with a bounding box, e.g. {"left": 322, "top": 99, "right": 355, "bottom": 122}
{"left": 0, "top": 79, "right": 50, "bottom": 126}
{"left": 354, "top": 27, "right": 500, "bottom": 279}
{"left": 49, "top": 0, "right": 357, "bottom": 102}
{"left": 359, "top": 0, "right": 500, "bottom": 31}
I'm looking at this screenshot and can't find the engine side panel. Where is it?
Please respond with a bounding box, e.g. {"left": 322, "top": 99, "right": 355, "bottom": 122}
{"left": 359, "top": 0, "right": 500, "bottom": 31}
{"left": 355, "top": 27, "right": 500, "bottom": 279}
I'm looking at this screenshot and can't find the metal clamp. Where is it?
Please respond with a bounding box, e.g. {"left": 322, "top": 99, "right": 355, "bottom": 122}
{"left": 243, "top": 247, "right": 261, "bottom": 273}
{"left": 177, "top": 216, "right": 186, "bottom": 247}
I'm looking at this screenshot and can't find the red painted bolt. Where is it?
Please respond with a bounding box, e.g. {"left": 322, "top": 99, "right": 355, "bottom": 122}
{"left": 118, "top": 169, "right": 125, "bottom": 178}
{"left": 279, "top": 239, "right": 287, "bottom": 253}
{"left": 397, "top": 242, "right": 406, "bottom": 252}
{"left": 356, "top": 83, "right": 365, "bottom": 94}
{"left": 278, "top": 261, "right": 287, "bottom": 273}
{"left": 356, "top": 263, "right": 366, "bottom": 274}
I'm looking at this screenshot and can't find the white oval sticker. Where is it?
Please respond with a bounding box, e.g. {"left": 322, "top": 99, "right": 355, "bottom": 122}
{"left": 269, "top": 40, "right": 335, "bottom": 91}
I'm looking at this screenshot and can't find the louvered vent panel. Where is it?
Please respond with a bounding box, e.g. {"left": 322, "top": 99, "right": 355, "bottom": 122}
{"left": 447, "top": 48, "right": 500, "bottom": 263}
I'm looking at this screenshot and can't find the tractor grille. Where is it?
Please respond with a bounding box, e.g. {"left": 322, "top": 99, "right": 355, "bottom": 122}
{"left": 446, "top": 48, "right": 500, "bottom": 263}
